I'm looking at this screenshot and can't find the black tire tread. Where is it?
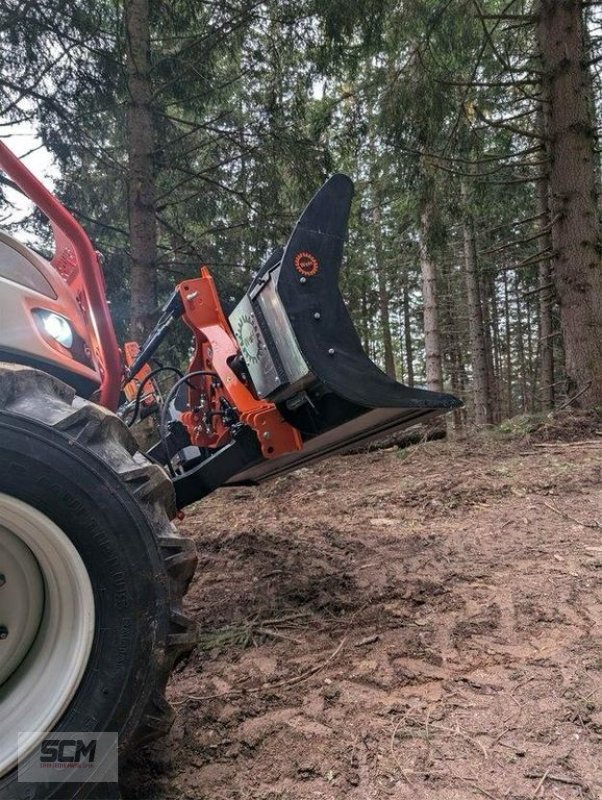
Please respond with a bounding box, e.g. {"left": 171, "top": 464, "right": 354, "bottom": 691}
{"left": 0, "top": 363, "right": 198, "bottom": 757}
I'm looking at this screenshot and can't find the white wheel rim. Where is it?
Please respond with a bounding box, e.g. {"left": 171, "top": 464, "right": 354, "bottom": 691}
{"left": 0, "top": 493, "right": 95, "bottom": 778}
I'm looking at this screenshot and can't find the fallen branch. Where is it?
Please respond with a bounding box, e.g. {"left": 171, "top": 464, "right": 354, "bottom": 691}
{"left": 255, "top": 627, "right": 303, "bottom": 645}
{"left": 530, "top": 768, "right": 550, "bottom": 798}
{"left": 260, "top": 611, "right": 311, "bottom": 625}
{"left": 541, "top": 501, "right": 601, "bottom": 530}
{"left": 532, "top": 440, "right": 601, "bottom": 448}
{"left": 355, "top": 634, "right": 379, "bottom": 647}
{"left": 557, "top": 382, "right": 592, "bottom": 411}
{"left": 525, "top": 771, "right": 583, "bottom": 788}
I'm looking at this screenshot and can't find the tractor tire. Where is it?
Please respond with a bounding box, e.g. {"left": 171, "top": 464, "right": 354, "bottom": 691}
{"left": 0, "top": 364, "right": 198, "bottom": 800}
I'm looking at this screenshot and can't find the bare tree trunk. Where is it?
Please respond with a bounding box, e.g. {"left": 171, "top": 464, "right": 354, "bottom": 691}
{"left": 503, "top": 269, "right": 513, "bottom": 417}
{"left": 514, "top": 273, "right": 528, "bottom": 413}
{"left": 444, "top": 266, "right": 465, "bottom": 430}
{"left": 419, "top": 189, "right": 443, "bottom": 392}
{"left": 373, "top": 200, "right": 396, "bottom": 378}
{"left": 486, "top": 272, "right": 502, "bottom": 422}
{"left": 525, "top": 293, "right": 535, "bottom": 405}
{"left": 536, "top": 154, "right": 555, "bottom": 409}
{"left": 396, "top": 307, "right": 405, "bottom": 384}
{"left": 537, "top": 0, "right": 602, "bottom": 406}
{"left": 402, "top": 264, "right": 415, "bottom": 387}
{"left": 360, "top": 278, "right": 369, "bottom": 355}
{"left": 461, "top": 182, "right": 492, "bottom": 426}
{"left": 481, "top": 273, "right": 499, "bottom": 422}
{"left": 126, "top": 0, "right": 157, "bottom": 341}
{"left": 448, "top": 336, "right": 465, "bottom": 430}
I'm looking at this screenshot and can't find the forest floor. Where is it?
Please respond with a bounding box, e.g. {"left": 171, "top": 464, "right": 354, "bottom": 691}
{"left": 124, "top": 413, "right": 602, "bottom": 800}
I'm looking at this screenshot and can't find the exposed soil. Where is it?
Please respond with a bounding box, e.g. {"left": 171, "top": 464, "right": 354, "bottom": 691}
{"left": 124, "top": 424, "right": 602, "bottom": 800}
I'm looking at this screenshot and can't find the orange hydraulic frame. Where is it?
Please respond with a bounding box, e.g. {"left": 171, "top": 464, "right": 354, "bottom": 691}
{"left": 176, "top": 268, "right": 302, "bottom": 460}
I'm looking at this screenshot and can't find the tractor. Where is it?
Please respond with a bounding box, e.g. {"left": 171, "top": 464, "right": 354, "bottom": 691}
{"left": 0, "top": 141, "right": 459, "bottom": 799}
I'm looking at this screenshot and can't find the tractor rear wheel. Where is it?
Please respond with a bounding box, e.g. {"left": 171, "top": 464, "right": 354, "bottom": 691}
{"left": 0, "top": 364, "right": 198, "bottom": 799}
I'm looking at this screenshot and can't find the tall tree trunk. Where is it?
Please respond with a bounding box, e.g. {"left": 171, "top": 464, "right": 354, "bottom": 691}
{"left": 525, "top": 293, "right": 536, "bottom": 403}
{"left": 448, "top": 333, "right": 465, "bottom": 431}
{"left": 444, "top": 266, "right": 465, "bottom": 430}
{"left": 402, "top": 261, "right": 415, "bottom": 387}
{"left": 514, "top": 273, "right": 529, "bottom": 412}
{"left": 486, "top": 272, "right": 502, "bottom": 422}
{"left": 418, "top": 188, "right": 443, "bottom": 392}
{"left": 481, "top": 273, "right": 499, "bottom": 422}
{"left": 537, "top": 0, "right": 602, "bottom": 406}
{"left": 373, "top": 200, "right": 396, "bottom": 378}
{"left": 461, "top": 182, "right": 492, "bottom": 426}
{"left": 536, "top": 157, "right": 555, "bottom": 409}
{"left": 360, "top": 277, "right": 369, "bottom": 355}
{"left": 503, "top": 269, "right": 513, "bottom": 418}
{"left": 126, "top": 0, "right": 157, "bottom": 340}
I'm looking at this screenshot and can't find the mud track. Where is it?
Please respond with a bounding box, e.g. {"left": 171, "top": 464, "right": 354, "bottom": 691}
{"left": 125, "top": 428, "right": 602, "bottom": 800}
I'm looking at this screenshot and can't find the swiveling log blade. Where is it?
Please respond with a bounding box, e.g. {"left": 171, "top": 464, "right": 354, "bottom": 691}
{"left": 228, "top": 174, "right": 461, "bottom": 485}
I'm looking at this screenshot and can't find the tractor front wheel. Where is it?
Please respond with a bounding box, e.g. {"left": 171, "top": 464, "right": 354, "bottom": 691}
{"left": 0, "top": 364, "right": 197, "bottom": 799}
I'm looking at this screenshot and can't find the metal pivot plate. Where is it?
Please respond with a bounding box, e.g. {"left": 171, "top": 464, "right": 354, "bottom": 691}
{"left": 0, "top": 493, "right": 95, "bottom": 779}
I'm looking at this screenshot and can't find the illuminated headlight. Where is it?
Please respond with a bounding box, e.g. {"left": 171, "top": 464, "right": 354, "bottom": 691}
{"left": 31, "top": 308, "right": 94, "bottom": 369}
{"left": 41, "top": 313, "right": 74, "bottom": 349}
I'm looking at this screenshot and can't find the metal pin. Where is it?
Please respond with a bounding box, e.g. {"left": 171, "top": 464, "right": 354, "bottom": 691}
{"left": 328, "top": 348, "right": 335, "bottom": 356}
{"left": 314, "top": 312, "right": 321, "bottom": 320}
{"left": 300, "top": 277, "right": 307, "bottom": 284}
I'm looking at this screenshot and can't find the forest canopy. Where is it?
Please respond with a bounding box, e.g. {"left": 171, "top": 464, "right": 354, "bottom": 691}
{"left": 1, "top": 0, "right": 601, "bottom": 423}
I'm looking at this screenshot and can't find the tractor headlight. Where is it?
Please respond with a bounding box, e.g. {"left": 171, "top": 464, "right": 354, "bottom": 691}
{"left": 40, "top": 312, "right": 74, "bottom": 349}
{"left": 31, "top": 308, "right": 95, "bottom": 370}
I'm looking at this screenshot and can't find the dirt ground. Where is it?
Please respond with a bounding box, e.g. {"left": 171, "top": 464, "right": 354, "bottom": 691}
{"left": 125, "top": 417, "right": 602, "bottom": 800}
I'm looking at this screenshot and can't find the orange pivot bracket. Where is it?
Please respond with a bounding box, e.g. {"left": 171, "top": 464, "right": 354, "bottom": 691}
{"left": 240, "top": 406, "right": 302, "bottom": 459}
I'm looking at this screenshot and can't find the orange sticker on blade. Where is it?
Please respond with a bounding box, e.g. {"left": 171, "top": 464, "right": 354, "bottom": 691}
{"left": 294, "top": 251, "right": 319, "bottom": 277}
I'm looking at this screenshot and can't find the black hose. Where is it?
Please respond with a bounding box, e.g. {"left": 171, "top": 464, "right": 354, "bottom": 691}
{"left": 125, "top": 366, "right": 184, "bottom": 427}
{"left": 159, "top": 370, "right": 220, "bottom": 476}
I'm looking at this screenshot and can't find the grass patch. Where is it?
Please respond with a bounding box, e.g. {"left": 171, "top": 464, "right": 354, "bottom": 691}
{"left": 197, "top": 626, "right": 252, "bottom": 651}
{"left": 489, "top": 413, "right": 547, "bottom": 439}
